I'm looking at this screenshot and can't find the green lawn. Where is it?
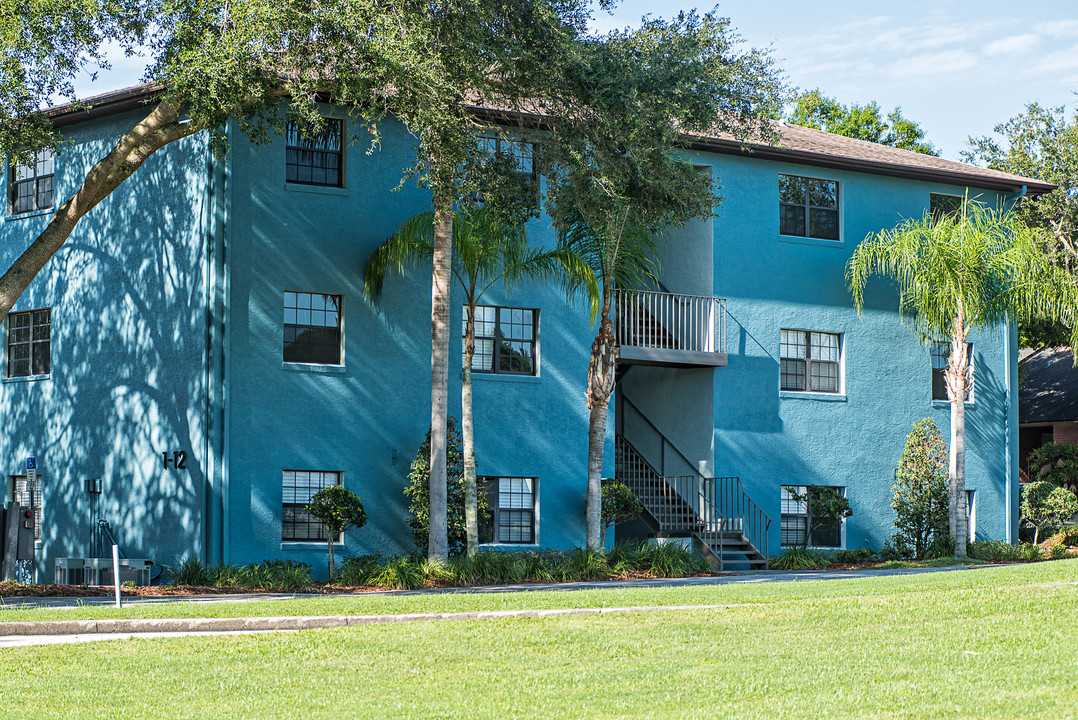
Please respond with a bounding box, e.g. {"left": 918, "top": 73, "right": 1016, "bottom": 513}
{"left": 2, "top": 562, "right": 1077, "bottom": 718}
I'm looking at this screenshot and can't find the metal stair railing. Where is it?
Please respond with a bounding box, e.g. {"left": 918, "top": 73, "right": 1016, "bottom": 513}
{"left": 613, "top": 289, "right": 726, "bottom": 354}
{"left": 616, "top": 395, "right": 771, "bottom": 566}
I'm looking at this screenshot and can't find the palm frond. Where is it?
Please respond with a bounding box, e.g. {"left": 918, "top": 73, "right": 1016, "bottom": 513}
{"left": 363, "top": 211, "right": 436, "bottom": 303}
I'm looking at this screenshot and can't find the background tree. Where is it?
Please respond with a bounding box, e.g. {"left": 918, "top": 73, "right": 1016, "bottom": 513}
{"left": 1027, "top": 442, "right": 1078, "bottom": 495}
{"left": 599, "top": 479, "right": 643, "bottom": 546}
{"left": 305, "top": 485, "right": 367, "bottom": 577}
{"left": 848, "top": 202, "right": 1078, "bottom": 558}
{"left": 540, "top": 10, "right": 784, "bottom": 549}
{"left": 788, "top": 89, "right": 938, "bottom": 155}
{"left": 1020, "top": 481, "right": 1078, "bottom": 544}
{"left": 404, "top": 417, "right": 492, "bottom": 557}
{"left": 891, "top": 419, "right": 950, "bottom": 560}
{"left": 365, "top": 208, "right": 595, "bottom": 557}
{"left": 2, "top": 0, "right": 590, "bottom": 564}
{"left": 965, "top": 103, "right": 1078, "bottom": 348}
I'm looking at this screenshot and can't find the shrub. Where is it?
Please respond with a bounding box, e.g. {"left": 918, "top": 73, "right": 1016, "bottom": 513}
{"left": 371, "top": 556, "right": 426, "bottom": 590}
{"left": 238, "top": 560, "right": 313, "bottom": 591}
{"left": 1046, "top": 526, "right": 1078, "bottom": 548}
{"left": 600, "top": 479, "right": 644, "bottom": 546}
{"left": 880, "top": 537, "right": 914, "bottom": 561}
{"left": 769, "top": 547, "right": 830, "bottom": 570}
{"left": 968, "top": 540, "right": 1019, "bottom": 561}
{"left": 334, "top": 554, "right": 384, "bottom": 586}
{"left": 1027, "top": 443, "right": 1078, "bottom": 494}
{"left": 1020, "top": 481, "right": 1078, "bottom": 544}
{"left": 1019, "top": 542, "right": 1042, "bottom": 561}
{"left": 830, "top": 547, "right": 877, "bottom": 564}
{"left": 306, "top": 484, "right": 367, "bottom": 577}
{"left": 403, "top": 417, "right": 491, "bottom": 556}
{"left": 925, "top": 533, "right": 955, "bottom": 560}
{"left": 166, "top": 557, "right": 212, "bottom": 586}
{"left": 892, "top": 419, "right": 950, "bottom": 559}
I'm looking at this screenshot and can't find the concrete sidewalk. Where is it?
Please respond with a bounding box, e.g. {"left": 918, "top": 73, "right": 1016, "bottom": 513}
{"left": 0, "top": 563, "right": 994, "bottom": 646}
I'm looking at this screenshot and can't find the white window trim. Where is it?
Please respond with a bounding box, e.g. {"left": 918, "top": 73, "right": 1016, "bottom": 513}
{"left": 779, "top": 329, "right": 844, "bottom": 396}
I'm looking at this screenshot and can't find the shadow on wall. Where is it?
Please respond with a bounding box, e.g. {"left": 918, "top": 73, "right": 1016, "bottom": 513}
{"left": 2, "top": 133, "right": 210, "bottom": 567}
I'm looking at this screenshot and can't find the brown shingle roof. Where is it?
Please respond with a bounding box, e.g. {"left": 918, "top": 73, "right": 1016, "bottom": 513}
{"left": 44, "top": 84, "right": 1055, "bottom": 196}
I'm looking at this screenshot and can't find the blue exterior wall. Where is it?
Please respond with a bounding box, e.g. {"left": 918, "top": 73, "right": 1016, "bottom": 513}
{"left": 0, "top": 108, "right": 214, "bottom": 577}
{"left": 222, "top": 110, "right": 599, "bottom": 571}
{"left": 701, "top": 152, "right": 1017, "bottom": 553}
{"left": 0, "top": 101, "right": 1021, "bottom": 578}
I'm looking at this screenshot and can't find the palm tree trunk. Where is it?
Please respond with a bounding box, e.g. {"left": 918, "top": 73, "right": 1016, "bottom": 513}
{"left": 428, "top": 200, "right": 453, "bottom": 563}
{"left": 585, "top": 282, "right": 617, "bottom": 550}
{"left": 0, "top": 100, "right": 199, "bottom": 318}
{"left": 462, "top": 303, "right": 479, "bottom": 557}
{"left": 947, "top": 303, "right": 969, "bottom": 560}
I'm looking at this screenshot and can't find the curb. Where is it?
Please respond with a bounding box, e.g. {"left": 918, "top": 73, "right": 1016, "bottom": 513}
{"left": 0, "top": 603, "right": 737, "bottom": 637}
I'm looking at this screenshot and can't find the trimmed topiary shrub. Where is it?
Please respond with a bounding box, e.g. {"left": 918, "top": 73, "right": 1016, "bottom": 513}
{"left": 306, "top": 484, "right": 367, "bottom": 577}
{"left": 1020, "top": 481, "right": 1078, "bottom": 544}
{"left": 600, "top": 479, "right": 643, "bottom": 546}
{"left": 892, "top": 419, "right": 950, "bottom": 559}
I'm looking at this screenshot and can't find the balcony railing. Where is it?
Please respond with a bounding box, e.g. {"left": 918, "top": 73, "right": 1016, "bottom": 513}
{"left": 613, "top": 290, "right": 726, "bottom": 366}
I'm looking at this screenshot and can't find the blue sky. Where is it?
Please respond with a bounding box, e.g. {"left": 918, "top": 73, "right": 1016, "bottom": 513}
{"left": 78, "top": 0, "right": 1078, "bottom": 161}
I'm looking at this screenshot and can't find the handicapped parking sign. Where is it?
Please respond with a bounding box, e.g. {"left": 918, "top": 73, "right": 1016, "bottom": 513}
{"left": 26, "top": 457, "right": 35, "bottom": 471}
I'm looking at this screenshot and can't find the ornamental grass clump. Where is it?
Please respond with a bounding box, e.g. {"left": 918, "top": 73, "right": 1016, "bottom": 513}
{"left": 769, "top": 547, "right": 831, "bottom": 570}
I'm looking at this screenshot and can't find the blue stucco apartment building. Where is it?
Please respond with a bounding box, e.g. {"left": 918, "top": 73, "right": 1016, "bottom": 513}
{"left": 0, "top": 86, "right": 1053, "bottom": 578}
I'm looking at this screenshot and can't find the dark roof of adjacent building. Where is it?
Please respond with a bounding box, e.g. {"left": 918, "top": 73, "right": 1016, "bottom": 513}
{"left": 45, "top": 83, "right": 1055, "bottom": 196}
{"left": 1020, "top": 347, "right": 1078, "bottom": 424}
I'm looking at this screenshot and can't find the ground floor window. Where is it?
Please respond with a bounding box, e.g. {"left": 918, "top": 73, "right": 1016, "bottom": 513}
{"left": 780, "top": 485, "right": 845, "bottom": 548}
{"left": 481, "top": 476, "right": 537, "bottom": 544}
{"left": 9, "top": 474, "right": 42, "bottom": 541}
{"left": 282, "top": 470, "right": 341, "bottom": 541}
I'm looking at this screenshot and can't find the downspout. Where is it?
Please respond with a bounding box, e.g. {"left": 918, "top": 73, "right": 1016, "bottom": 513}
{"left": 1003, "top": 184, "right": 1025, "bottom": 543}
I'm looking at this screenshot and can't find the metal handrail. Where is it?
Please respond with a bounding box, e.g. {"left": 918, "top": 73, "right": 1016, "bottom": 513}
{"left": 613, "top": 289, "right": 726, "bottom": 355}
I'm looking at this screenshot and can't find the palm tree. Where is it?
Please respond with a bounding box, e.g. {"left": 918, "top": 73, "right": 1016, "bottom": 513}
{"left": 553, "top": 202, "right": 664, "bottom": 550}
{"left": 848, "top": 201, "right": 1078, "bottom": 558}
{"left": 365, "top": 207, "right": 596, "bottom": 556}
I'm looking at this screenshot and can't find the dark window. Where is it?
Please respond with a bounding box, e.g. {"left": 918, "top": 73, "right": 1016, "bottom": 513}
{"left": 477, "top": 136, "right": 536, "bottom": 179}
{"left": 930, "top": 193, "right": 963, "bottom": 224}
{"left": 779, "top": 174, "right": 839, "bottom": 240}
{"left": 781, "top": 485, "right": 844, "bottom": 548}
{"left": 466, "top": 305, "right": 537, "bottom": 375}
{"left": 482, "top": 476, "right": 536, "bottom": 544}
{"left": 780, "top": 329, "right": 840, "bottom": 393}
{"left": 286, "top": 118, "right": 343, "bottom": 187}
{"left": 7, "top": 308, "right": 51, "bottom": 378}
{"left": 9, "top": 149, "right": 55, "bottom": 215}
{"left": 284, "top": 292, "right": 342, "bottom": 365}
{"left": 932, "top": 341, "right": 972, "bottom": 401}
{"left": 282, "top": 470, "right": 341, "bottom": 541}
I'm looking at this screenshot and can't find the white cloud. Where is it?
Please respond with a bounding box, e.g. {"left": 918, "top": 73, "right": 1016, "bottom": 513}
{"left": 985, "top": 34, "right": 1040, "bottom": 56}
{"left": 1032, "top": 19, "right": 1078, "bottom": 38}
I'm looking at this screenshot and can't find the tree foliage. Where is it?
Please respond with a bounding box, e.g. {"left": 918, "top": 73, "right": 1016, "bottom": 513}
{"left": 404, "top": 417, "right": 491, "bottom": 557}
{"left": 786, "top": 485, "right": 853, "bottom": 549}
{"left": 848, "top": 202, "right": 1078, "bottom": 558}
{"left": 539, "top": 10, "right": 784, "bottom": 549}
{"left": 305, "top": 485, "right": 367, "bottom": 577}
{"left": 788, "top": 89, "right": 937, "bottom": 155}
{"left": 1020, "top": 481, "right": 1078, "bottom": 545}
{"left": 891, "top": 419, "right": 950, "bottom": 560}
{"left": 600, "top": 479, "right": 643, "bottom": 546}
{"left": 1027, "top": 442, "right": 1078, "bottom": 495}
{"left": 965, "top": 103, "right": 1078, "bottom": 348}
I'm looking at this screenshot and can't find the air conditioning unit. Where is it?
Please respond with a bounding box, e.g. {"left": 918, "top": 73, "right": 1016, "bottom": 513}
{"left": 55, "top": 558, "right": 153, "bottom": 586}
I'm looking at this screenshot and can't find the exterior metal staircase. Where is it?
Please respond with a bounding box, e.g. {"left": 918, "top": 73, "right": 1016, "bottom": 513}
{"left": 615, "top": 399, "right": 770, "bottom": 571}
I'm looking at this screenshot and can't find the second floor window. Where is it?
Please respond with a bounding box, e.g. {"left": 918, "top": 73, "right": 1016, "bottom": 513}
{"left": 286, "top": 118, "right": 343, "bottom": 187}
{"left": 466, "top": 305, "right": 537, "bottom": 376}
{"left": 7, "top": 308, "right": 51, "bottom": 378}
{"left": 779, "top": 174, "right": 839, "bottom": 241}
{"left": 10, "top": 149, "right": 55, "bottom": 214}
{"left": 780, "top": 329, "right": 840, "bottom": 393}
{"left": 284, "top": 292, "right": 342, "bottom": 365}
